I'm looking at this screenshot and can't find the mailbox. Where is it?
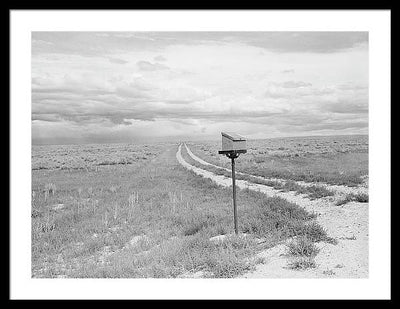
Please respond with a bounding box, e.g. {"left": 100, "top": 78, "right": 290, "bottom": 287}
{"left": 220, "top": 132, "right": 247, "bottom": 153}
{"left": 218, "top": 132, "right": 247, "bottom": 235}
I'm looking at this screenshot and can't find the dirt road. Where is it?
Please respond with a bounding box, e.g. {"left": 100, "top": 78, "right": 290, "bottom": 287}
{"left": 177, "top": 143, "right": 368, "bottom": 278}
{"left": 184, "top": 143, "right": 368, "bottom": 196}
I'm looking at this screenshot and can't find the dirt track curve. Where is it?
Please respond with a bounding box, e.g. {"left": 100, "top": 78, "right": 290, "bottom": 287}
{"left": 177, "top": 143, "right": 368, "bottom": 278}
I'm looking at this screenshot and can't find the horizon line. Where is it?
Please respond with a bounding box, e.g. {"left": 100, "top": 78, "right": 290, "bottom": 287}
{"left": 32, "top": 133, "right": 369, "bottom": 147}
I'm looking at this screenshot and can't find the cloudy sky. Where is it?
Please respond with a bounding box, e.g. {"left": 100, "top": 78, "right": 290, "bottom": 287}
{"left": 32, "top": 32, "right": 368, "bottom": 145}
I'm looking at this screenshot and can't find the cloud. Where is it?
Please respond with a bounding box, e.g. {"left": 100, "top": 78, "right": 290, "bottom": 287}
{"left": 136, "top": 60, "right": 169, "bottom": 71}
{"left": 336, "top": 83, "right": 368, "bottom": 91}
{"left": 32, "top": 32, "right": 168, "bottom": 57}
{"left": 296, "top": 121, "right": 368, "bottom": 132}
{"left": 263, "top": 81, "right": 367, "bottom": 102}
{"left": 115, "top": 83, "right": 155, "bottom": 99}
{"left": 108, "top": 57, "right": 129, "bottom": 64}
{"left": 280, "top": 81, "right": 312, "bottom": 88}
{"left": 324, "top": 100, "right": 368, "bottom": 114}
{"left": 32, "top": 78, "right": 367, "bottom": 136}
{"left": 31, "top": 71, "right": 214, "bottom": 127}
{"left": 238, "top": 32, "right": 368, "bottom": 53}
{"left": 31, "top": 31, "right": 369, "bottom": 144}
{"left": 264, "top": 82, "right": 318, "bottom": 99}
{"left": 154, "top": 55, "right": 167, "bottom": 62}
{"left": 32, "top": 114, "right": 61, "bottom": 122}
{"left": 281, "top": 69, "right": 295, "bottom": 73}
{"left": 32, "top": 32, "right": 368, "bottom": 59}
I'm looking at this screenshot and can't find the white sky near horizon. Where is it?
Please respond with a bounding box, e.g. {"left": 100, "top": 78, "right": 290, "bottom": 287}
{"left": 31, "top": 31, "right": 369, "bottom": 145}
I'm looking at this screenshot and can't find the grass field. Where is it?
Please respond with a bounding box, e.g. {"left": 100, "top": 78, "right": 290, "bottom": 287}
{"left": 186, "top": 135, "right": 368, "bottom": 187}
{"left": 32, "top": 143, "right": 167, "bottom": 171}
{"left": 181, "top": 145, "right": 336, "bottom": 200}
{"left": 31, "top": 140, "right": 333, "bottom": 278}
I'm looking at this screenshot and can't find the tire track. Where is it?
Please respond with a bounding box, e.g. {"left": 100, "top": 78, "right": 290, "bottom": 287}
{"left": 177, "top": 143, "right": 368, "bottom": 278}
{"left": 184, "top": 143, "right": 368, "bottom": 196}
{"left": 178, "top": 143, "right": 322, "bottom": 212}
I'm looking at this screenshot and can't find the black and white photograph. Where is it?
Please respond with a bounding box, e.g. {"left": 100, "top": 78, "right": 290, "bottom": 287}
{"left": 10, "top": 10, "right": 391, "bottom": 300}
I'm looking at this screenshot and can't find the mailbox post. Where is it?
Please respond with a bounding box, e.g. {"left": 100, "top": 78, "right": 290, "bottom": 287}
{"left": 218, "top": 132, "right": 247, "bottom": 235}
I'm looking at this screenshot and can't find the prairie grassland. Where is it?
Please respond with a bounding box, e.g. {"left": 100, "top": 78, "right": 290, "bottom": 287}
{"left": 32, "top": 143, "right": 167, "bottom": 170}
{"left": 181, "top": 145, "right": 335, "bottom": 200}
{"left": 186, "top": 135, "right": 368, "bottom": 187}
{"left": 32, "top": 142, "right": 327, "bottom": 278}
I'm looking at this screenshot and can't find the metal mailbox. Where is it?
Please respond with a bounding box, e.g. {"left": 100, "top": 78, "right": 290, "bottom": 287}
{"left": 218, "top": 132, "right": 247, "bottom": 235}
{"left": 221, "top": 132, "right": 247, "bottom": 153}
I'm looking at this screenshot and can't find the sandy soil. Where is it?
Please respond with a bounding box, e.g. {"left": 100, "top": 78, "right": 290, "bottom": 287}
{"left": 177, "top": 144, "right": 368, "bottom": 278}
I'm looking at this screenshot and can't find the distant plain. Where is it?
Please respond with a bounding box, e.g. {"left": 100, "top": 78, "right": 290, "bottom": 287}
{"left": 31, "top": 134, "right": 368, "bottom": 278}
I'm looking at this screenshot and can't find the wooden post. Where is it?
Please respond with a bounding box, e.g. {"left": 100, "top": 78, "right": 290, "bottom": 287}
{"left": 225, "top": 151, "right": 240, "bottom": 235}
{"left": 218, "top": 132, "right": 247, "bottom": 236}
{"left": 231, "top": 155, "right": 238, "bottom": 235}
